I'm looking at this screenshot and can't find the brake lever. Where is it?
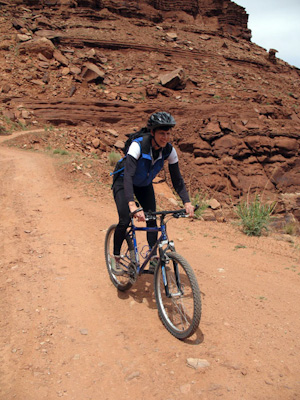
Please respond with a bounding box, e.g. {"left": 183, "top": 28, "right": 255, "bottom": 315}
{"left": 144, "top": 212, "right": 156, "bottom": 221}
{"left": 175, "top": 204, "right": 199, "bottom": 219}
{"left": 174, "top": 211, "right": 186, "bottom": 219}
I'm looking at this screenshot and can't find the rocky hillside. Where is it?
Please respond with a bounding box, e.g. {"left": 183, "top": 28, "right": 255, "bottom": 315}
{"left": 0, "top": 0, "right": 300, "bottom": 220}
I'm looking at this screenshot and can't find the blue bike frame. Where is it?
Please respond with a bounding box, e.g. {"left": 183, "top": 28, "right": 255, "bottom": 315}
{"left": 128, "top": 215, "right": 177, "bottom": 297}
{"left": 130, "top": 220, "right": 165, "bottom": 274}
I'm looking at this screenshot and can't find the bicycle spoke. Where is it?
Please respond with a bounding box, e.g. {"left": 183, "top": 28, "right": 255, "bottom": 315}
{"left": 168, "top": 276, "right": 193, "bottom": 329}
{"left": 154, "top": 251, "right": 201, "bottom": 339}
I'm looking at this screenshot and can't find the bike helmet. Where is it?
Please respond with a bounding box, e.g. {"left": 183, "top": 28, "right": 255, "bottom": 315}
{"left": 147, "top": 111, "right": 176, "bottom": 130}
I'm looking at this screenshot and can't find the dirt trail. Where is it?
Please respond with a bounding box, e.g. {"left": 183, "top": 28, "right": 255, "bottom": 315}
{"left": 0, "top": 135, "right": 299, "bottom": 400}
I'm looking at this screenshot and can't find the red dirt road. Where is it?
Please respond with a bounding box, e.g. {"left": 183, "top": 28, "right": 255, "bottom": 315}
{"left": 0, "top": 135, "right": 299, "bottom": 400}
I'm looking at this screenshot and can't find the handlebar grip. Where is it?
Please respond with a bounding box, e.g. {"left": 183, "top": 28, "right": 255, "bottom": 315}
{"left": 174, "top": 204, "right": 198, "bottom": 218}
{"left": 129, "top": 207, "right": 143, "bottom": 218}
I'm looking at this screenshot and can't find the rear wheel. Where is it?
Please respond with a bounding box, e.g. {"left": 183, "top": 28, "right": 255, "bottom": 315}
{"left": 104, "top": 224, "right": 136, "bottom": 291}
{"left": 154, "top": 251, "right": 201, "bottom": 340}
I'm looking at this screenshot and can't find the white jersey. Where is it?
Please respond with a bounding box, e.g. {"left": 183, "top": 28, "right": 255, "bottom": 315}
{"left": 127, "top": 141, "right": 179, "bottom": 164}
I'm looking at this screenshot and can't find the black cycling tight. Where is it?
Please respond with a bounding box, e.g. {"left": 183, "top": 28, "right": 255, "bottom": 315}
{"left": 113, "top": 179, "right": 157, "bottom": 255}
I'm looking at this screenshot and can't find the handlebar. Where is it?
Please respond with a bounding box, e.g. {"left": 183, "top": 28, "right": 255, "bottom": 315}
{"left": 129, "top": 207, "right": 143, "bottom": 218}
{"left": 129, "top": 205, "right": 199, "bottom": 221}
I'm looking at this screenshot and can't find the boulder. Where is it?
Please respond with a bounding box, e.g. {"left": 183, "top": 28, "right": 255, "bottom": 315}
{"left": 70, "top": 66, "right": 81, "bottom": 75}
{"left": 0, "top": 40, "right": 12, "bottom": 50}
{"left": 2, "top": 109, "right": 15, "bottom": 121}
{"left": 201, "top": 121, "right": 222, "bottom": 142}
{"left": 19, "top": 37, "right": 55, "bottom": 59}
{"left": 271, "top": 159, "right": 300, "bottom": 192}
{"left": 213, "top": 135, "right": 249, "bottom": 158}
{"left": 12, "top": 18, "right": 26, "bottom": 30}
{"left": 244, "top": 135, "right": 272, "bottom": 154}
{"left": 280, "top": 193, "right": 300, "bottom": 221}
{"left": 208, "top": 199, "right": 221, "bottom": 210}
{"left": 1, "top": 84, "right": 11, "bottom": 94}
{"left": 53, "top": 49, "right": 69, "bottom": 66}
{"left": 92, "top": 138, "right": 100, "bottom": 148}
{"left": 193, "top": 138, "right": 211, "bottom": 157}
{"left": 146, "top": 84, "right": 158, "bottom": 98}
{"left": 194, "top": 156, "right": 215, "bottom": 165}
{"left": 159, "top": 68, "right": 185, "bottom": 90}
{"left": 61, "top": 67, "right": 70, "bottom": 76}
{"left": 105, "top": 128, "right": 118, "bottom": 137}
{"left": 268, "top": 48, "right": 278, "bottom": 64}
{"left": 69, "top": 86, "right": 77, "bottom": 97}
{"left": 16, "top": 34, "right": 31, "bottom": 42}
{"left": 114, "top": 140, "right": 124, "bottom": 149}
{"left": 166, "top": 32, "right": 177, "bottom": 41}
{"left": 81, "top": 62, "right": 105, "bottom": 83}
{"left": 273, "top": 137, "right": 299, "bottom": 157}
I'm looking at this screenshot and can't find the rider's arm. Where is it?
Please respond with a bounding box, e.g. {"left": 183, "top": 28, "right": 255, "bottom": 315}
{"left": 169, "top": 161, "right": 194, "bottom": 217}
{"left": 124, "top": 141, "right": 142, "bottom": 203}
{"left": 124, "top": 154, "right": 138, "bottom": 203}
{"left": 124, "top": 149, "right": 146, "bottom": 221}
{"left": 168, "top": 162, "right": 190, "bottom": 204}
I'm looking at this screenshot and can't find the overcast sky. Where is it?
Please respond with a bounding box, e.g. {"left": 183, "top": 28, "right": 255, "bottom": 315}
{"left": 234, "top": 0, "right": 300, "bottom": 68}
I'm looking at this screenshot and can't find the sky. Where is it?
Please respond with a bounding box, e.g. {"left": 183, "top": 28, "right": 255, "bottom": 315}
{"left": 234, "top": 0, "right": 300, "bottom": 69}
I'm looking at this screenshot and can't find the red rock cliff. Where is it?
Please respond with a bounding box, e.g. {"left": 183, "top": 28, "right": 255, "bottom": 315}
{"left": 19, "top": 0, "right": 251, "bottom": 38}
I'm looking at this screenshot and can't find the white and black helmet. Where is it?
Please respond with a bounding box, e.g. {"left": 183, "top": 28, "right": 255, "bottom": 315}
{"left": 147, "top": 111, "right": 176, "bottom": 130}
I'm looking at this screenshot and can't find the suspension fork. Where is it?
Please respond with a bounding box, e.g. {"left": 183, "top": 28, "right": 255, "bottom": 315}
{"left": 157, "top": 219, "right": 171, "bottom": 297}
{"left": 159, "top": 246, "right": 170, "bottom": 298}
{"left": 159, "top": 218, "right": 182, "bottom": 297}
{"left": 159, "top": 240, "right": 184, "bottom": 297}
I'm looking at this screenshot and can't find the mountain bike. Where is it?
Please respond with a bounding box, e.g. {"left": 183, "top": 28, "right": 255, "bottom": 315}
{"left": 104, "top": 207, "right": 201, "bottom": 340}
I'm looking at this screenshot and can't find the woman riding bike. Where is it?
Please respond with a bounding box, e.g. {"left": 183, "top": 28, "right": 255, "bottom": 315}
{"left": 111, "top": 111, "right": 194, "bottom": 275}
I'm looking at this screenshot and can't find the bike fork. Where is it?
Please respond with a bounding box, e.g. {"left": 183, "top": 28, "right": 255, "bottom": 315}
{"left": 159, "top": 246, "right": 183, "bottom": 298}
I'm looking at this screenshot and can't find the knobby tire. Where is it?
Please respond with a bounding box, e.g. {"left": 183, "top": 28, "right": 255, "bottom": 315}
{"left": 104, "top": 224, "right": 135, "bottom": 291}
{"left": 154, "top": 251, "right": 201, "bottom": 340}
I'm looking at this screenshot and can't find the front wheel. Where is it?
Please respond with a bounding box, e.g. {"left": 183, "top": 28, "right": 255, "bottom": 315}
{"left": 104, "top": 224, "right": 136, "bottom": 291}
{"left": 154, "top": 251, "right": 201, "bottom": 340}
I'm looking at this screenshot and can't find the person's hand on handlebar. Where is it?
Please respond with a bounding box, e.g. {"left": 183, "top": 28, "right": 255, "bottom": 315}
{"left": 184, "top": 202, "right": 195, "bottom": 217}
{"left": 128, "top": 201, "right": 146, "bottom": 222}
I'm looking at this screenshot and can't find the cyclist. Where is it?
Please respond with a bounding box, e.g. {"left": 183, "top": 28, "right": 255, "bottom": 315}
{"left": 111, "top": 111, "right": 194, "bottom": 275}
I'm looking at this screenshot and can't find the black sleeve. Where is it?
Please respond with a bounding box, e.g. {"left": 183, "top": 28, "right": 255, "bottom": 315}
{"left": 124, "top": 154, "right": 138, "bottom": 203}
{"left": 169, "top": 162, "right": 190, "bottom": 204}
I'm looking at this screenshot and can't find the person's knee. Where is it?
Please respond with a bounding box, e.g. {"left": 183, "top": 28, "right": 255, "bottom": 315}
{"left": 118, "top": 217, "right": 130, "bottom": 229}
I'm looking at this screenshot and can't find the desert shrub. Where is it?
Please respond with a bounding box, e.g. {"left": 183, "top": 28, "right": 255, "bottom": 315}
{"left": 191, "top": 190, "right": 209, "bottom": 219}
{"left": 284, "top": 222, "right": 299, "bottom": 236}
{"left": 44, "top": 124, "right": 55, "bottom": 132}
{"left": 0, "top": 125, "right": 8, "bottom": 135}
{"left": 108, "top": 151, "right": 121, "bottom": 166}
{"left": 235, "top": 194, "right": 276, "bottom": 236}
{"left": 53, "top": 148, "right": 69, "bottom": 156}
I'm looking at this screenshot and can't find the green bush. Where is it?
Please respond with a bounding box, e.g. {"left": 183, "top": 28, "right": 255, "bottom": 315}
{"left": 108, "top": 151, "right": 121, "bottom": 166}
{"left": 284, "top": 222, "right": 299, "bottom": 236}
{"left": 53, "top": 148, "right": 69, "bottom": 156}
{"left": 0, "top": 125, "right": 8, "bottom": 135}
{"left": 191, "top": 190, "right": 209, "bottom": 219}
{"left": 235, "top": 194, "right": 276, "bottom": 236}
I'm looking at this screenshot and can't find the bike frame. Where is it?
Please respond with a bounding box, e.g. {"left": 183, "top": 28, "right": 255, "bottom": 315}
{"left": 127, "top": 214, "right": 178, "bottom": 298}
